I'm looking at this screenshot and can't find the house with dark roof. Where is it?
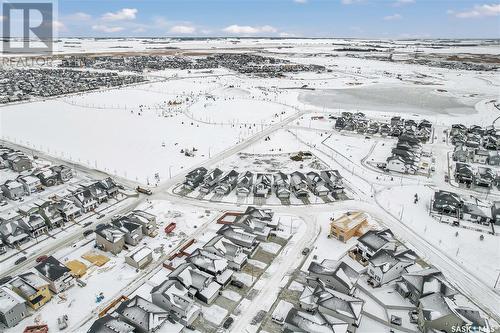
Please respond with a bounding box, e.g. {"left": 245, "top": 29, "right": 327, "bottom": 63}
{"left": 306, "top": 171, "right": 330, "bottom": 197}
{"left": 125, "top": 210, "right": 157, "bottom": 237}
{"left": 1, "top": 180, "right": 26, "bottom": 200}
{"left": 253, "top": 173, "right": 272, "bottom": 198}
{"left": 395, "top": 268, "right": 457, "bottom": 305}
{"left": 34, "top": 256, "right": 75, "bottom": 293}
{"left": 50, "top": 165, "right": 73, "bottom": 183}
{"left": 320, "top": 170, "right": 344, "bottom": 194}
{"left": 283, "top": 307, "right": 349, "bottom": 333}
{"left": 236, "top": 171, "right": 253, "bottom": 197}
{"left": 111, "top": 218, "right": 143, "bottom": 246}
{"left": 95, "top": 224, "right": 125, "bottom": 255}
{"left": 432, "top": 190, "right": 463, "bottom": 217}
{"left": 417, "top": 293, "right": 489, "bottom": 333}
{"left": 290, "top": 171, "right": 310, "bottom": 198}
{"left": 356, "top": 229, "right": 395, "bottom": 262}
{"left": 115, "top": 295, "right": 170, "bottom": 333}
{"left": 86, "top": 315, "right": 135, "bottom": 333}
{"left": 168, "top": 262, "right": 221, "bottom": 304}
{"left": 307, "top": 260, "right": 361, "bottom": 295}
{"left": 203, "top": 235, "right": 248, "bottom": 270}
{"left": 216, "top": 224, "right": 259, "bottom": 255}
{"left": 273, "top": 172, "right": 291, "bottom": 199}
{"left": 187, "top": 249, "right": 233, "bottom": 287}
{"left": 214, "top": 170, "right": 239, "bottom": 195}
{"left": 151, "top": 279, "right": 201, "bottom": 326}
{"left": 367, "top": 247, "right": 417, "bottom": 287}
{"left": 10, "top": 272, "right": 52, "bottom": 310}
{"left": 454, "top": 163, "right": 474, "bottom": 185}
{"left": 299, "top": 284, "right": 364, "bottom": 332}
{"left": 183, "top": 167, "right": 208, "bottom": 190}
{"left": 199, "top": 168, "right": 223, "bottom": 194}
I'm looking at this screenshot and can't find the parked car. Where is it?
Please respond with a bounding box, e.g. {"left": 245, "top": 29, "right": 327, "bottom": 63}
{"left": 223, "top": 317, "right": 234, "bottom": 329}
{"left": 0, "top": 276, "right": 12, "bottom": 285}
{"left": 230, "top": 280, "right": 244, "bottom": 289}
{"left": 302, "top": 248, "right": 310, "bottom": 255}
{"left": 15, "top": 256, "right": 27, "bottom": 265}
{"left": 83, "top": 222, "right": 92, "bottom": 228}
{"left": 83, "top": 229, "right": 94, "bottom": 237}
{"left": 36, "top": 255, "right": 48, "bottom": 263}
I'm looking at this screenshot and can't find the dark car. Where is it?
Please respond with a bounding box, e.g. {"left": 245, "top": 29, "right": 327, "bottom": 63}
{"left": 15, "top": 256, "right": 27, "bottom": 265}
{"left": 230, "top": 280, "right": 244, "bottom": 289}
{"left": 36, "top": 255, "right": 48, "bottom": 263}
{"left": 223, "top": 317, "right": 234, "bottom": 329}
{"left": 83, "top": 222, "right": 92, "bottom": 228}
{"left": 83, "top": 229, "right": 94, "bottom": 237}
{"left": 0, "top": 276, "right": 12, "bottom": 285}
{"left": 302, "top": 248, "right": 310, "bottom": 255}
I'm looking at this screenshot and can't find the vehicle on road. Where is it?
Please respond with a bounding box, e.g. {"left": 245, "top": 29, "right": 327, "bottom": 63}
{"left": 83, "top": 229, "right": 94, "bottom": 237}
{"left": 15, "top": 256, "right": 27, "bottom": 265}
{"left": 83, "top": 222, "right": 92, "bottom": 228}
{"left": 223, "top": 317, "right": 234, "bottom": 329}
{"left": 0, "top": 276, "right": 12, "bottom": 285}
{"left": 302, "top": 247, "right": 310, "bottom": 255}
{"left": 36, "top": 255, "right": 48, "bottom": 263}
{"left": 136, "top": 186, "right": 152, "bottom": 195}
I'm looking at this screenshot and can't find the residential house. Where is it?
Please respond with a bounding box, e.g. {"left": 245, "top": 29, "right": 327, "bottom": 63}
{"left": 17, "top": 175, "right": 42, "bottom": 195}
{"left": 86, "top": 315, "right": 135, "bottom": 333}
{"left": 395, "top": 268, "right": 457, "bottom": 305}
{"left": 182, "top": 167, "right": 208, "bottom": 190}
{"left": 199, "top": 168, "right": 223, "bottom": 194}
{"left": 241, "top": 206, "right": 277, "bottom": 229}
{"left": 85, "top": 182, "right": 108, "bottom": 204}
{"left": 473, "top": 149, "right": 489, "bottom": 164}
{"left": 417, "top": 293, "right": 489, "bottom": 333}
{"left": 234, "top": 214, "right": 271, "bottom": 241}
{"left": 10, "top": 272, "right": 52, "bottom": 309}
{"left": 487, "top": 151, "right": 500, "bottom": 166}
{"left": 0, "top": 239, "right": 5, "bottom": 255}
{"left": 188, "top": 248, "right": 233, "bottom": 287}
{"left": 151, "top": 279, "right": 201, "bottom": 326}
{"left": 34, "top": 168, "right": 58, "bottom": 187}
{"left": 125, "top": 246, "right": 153, "bottom": 269}
{"left": 462, "top": 204, "right": 492, "bottom": 225}
{"left": 306, "top": 171, "right": 330, "bottom": 197}
{"left": 111, "top": 218, "right": 143, "bottom": 246}
{"left": 7, "top": 154, "right": 32, "bottom": 172}
{"left": 1, "top": 180, "right": 26, "bottom": 200}
{"left": 18, "top": 214, "right": 48, "bottom": 238}
{"left": 0, "top": 213, "right": 29, "bottom": 247}
{"left": 491, "top": 202, "right": 500, "bottom": 225}
{"left": 454, "top": 163, "right": 475, "bottom": 185}
{"left": 216, "top": 225, "right": 259, "bottom": 255}
{"left": 72, "top": 188, "right": 98, "bottom": 213}
{"left": 290, "top": 171, "right": 309, "bottom": 198}
{"left": 34, "top": 256, "right": 75, "bottom": 293}
{"left": 50, "top": 165, "right": 73, "bottom": 183}
{"left": 329, "top": 211, "right": 369, "bottom": 243}
{"left": 307, "top": 260, "right": 361, "bottom": 295}
{"left": 37, "top": 201, "right": 65, "bottom": 229}
{"left": 95, "top": 224, "right": 125, "bottom": 255}
{"left": 273, "top": 172, "right": 291, "bottom": 199}
{"left": 299, "top": 284, "right": 364, "bottom": 332}
{"left": 203, "top": 235, "right": 248, "bottom": 270}
{"left": 0, "top": 286, "right": 28, "bottom": 328}
{"left": 432, "top": 190, "right": 463, "bottom": 217}
{"left": 367, "top": 247, "right": 417, "bottom": 287}
{"left": 214, "top": 170, "right": 239, "bottom": 195}
{"left": 253, "top": 173, "right": 272, "bottom": 198}
{"left": 235, "top": 171, "right": 253, "bottom": 197}
{"left": 475, "top": 167, "right": 495, "bottom": 188}
{"left": 356, "top": 229, "right": 395, "bottom": 261}
{"left": 169, "top": 262, "right": 221, "bottom": 304}
{"left": 97, "top": 177, "right": 119, "bottom": 198}
{"left": 452, "top": 145, "right": 469, "bottom": 163}
{"left": 124, "top": 210, "right": 157, "bottom": 237}
{"left": 284, "top": 308, "right": 349, "bottom": 333}
{"left": 115, "top": 295, "right": 169, "bottom": 333}
{"left": 54, "top": 199, "right": 81, "bottom": 221}
{"left": 320, "top": 170, "right": 344, "bottom": 194}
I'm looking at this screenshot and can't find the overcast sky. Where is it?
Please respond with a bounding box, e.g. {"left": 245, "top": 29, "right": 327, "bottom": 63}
{"left": 4, "top": 0, "right": 500, "bottom": 38}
